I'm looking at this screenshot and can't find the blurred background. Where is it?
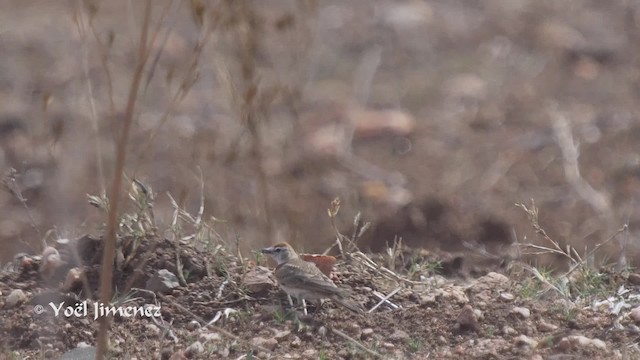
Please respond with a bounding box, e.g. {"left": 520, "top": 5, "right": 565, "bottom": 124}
{"left": 1, "top": 0, "right": 640, "bottom": 269}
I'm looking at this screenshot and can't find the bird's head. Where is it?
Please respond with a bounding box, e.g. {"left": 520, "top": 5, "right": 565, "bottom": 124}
{"left": 261, "top": 242, "right": 298, "bottom": 265}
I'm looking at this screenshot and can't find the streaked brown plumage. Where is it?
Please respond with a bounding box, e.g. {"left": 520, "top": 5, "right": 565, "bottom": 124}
{"left": 261, "top": 242, "right": 363, "bottom": 313}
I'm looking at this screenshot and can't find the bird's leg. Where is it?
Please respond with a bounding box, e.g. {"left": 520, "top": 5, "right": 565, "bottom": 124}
{"left": 286, "top": 294, "right": 308, "bottom": 316}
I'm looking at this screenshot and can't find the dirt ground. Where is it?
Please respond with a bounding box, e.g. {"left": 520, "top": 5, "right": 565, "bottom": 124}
{"left": 2, "top": 0, "right": 640, "bottom": 358}
{"left": 1, "top": 234, "right": 639, "bottom": 359}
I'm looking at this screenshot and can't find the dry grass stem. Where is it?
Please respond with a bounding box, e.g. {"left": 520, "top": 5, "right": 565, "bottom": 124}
{"left": 96, "top": 1, "right": 155, "bottom": 358}
{"left": 368, "top": 287, "right": 401, "bottom": 313}
{"left": 549, "top": 107, "right": 612, "bottom": 219}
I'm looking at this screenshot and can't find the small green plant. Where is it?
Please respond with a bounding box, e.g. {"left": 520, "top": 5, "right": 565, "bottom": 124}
{"left": 516, "top": 274, "right": 545, "bottom": 298}
{"left": 424, "top": 259, "right": 443, "bottom": 274}
{"left": 272, "top": 309, "right": 285, "bottom": 323}
{"left": 407, "top": 258, "right": 442, "bottom": 279}
{"left": 317, "top": 350, "right": 328, "bottom": 360}
{"left": 253, "top": 250, "right": 264, "bottom": 265}
{"left": 516, "top": 266, "right": 557, "bottom": 299}
{"left": 561, "top": 306, "right": 578, "bottom": 322}
{"left": 407, "top": 337, "right": 422, "bottom": 353}
{"left": 272, "top": 308, "right": 296, "bottom": 324}
{"left": 539, "top": 335, "right": 554, "bottom": 348}
{"left": 570, "top": 267, "right": 609, "bottom": 300}
{"left": 483, "top": 325, "right": 496, "bottom": 337}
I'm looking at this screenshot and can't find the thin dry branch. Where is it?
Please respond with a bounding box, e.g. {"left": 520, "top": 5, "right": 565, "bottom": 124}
{"left": 96, "top": 1, "right": 155, "bottom": 358}
{"left": 75, "top": 4, "right": 105, "bottom": 194}
{"left": 549, "top": 108, "right": 612, "bottom": 219}
{"left": 516, "top": 200, "right": 577, "bottom": 265}
{"left": 562, "top": 225, "right": 628, "bottom": 278}
{"left": 351, "top": 251, "right": 428, "bottom": 286}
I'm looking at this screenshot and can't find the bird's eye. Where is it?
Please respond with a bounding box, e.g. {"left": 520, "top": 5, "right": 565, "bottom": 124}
{"left": 274, "top": 248, "right": 281, "bottom": 252}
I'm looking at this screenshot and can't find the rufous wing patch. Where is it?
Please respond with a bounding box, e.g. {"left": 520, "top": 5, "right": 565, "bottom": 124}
{"left": 301, "top": 254, "right": 336, "bottom": 277}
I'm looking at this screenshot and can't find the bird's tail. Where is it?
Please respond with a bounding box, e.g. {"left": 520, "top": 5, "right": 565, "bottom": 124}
{"left": 333, "top": 296, "right": 364, "bottom": 314}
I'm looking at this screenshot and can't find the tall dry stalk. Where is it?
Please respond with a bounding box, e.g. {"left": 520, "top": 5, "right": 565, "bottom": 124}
{"left": 95, "top": 1, "right": 153, "bottom": 358}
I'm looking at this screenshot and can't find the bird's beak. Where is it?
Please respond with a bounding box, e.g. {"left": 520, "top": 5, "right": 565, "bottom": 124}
{"left": 260, "top": 247, "right": 273, "bottom": 254}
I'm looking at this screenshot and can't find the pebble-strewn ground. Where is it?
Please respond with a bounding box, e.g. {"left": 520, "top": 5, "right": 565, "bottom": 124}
{"left": 1, "top": 235, "right": 639, "bottom": 359}
{"left": 2, "top": 0, "right": 640, "bottom": 268}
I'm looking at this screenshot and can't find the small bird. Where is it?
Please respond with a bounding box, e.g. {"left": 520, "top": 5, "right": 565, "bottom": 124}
{"left": 261, "top": 242, "right": 363, "bottom": 314}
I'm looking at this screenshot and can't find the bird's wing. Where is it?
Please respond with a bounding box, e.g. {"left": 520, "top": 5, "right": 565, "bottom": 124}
{"left": 275, "top": 261, "right": 344, "bottom": 297}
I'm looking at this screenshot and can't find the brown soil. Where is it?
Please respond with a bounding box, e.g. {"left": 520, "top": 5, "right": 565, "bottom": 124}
{"left": 1, "top": 236, "right": 637, "bottom": 359}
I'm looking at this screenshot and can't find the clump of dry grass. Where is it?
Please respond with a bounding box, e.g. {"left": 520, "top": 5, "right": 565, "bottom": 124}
{"left": 515, "top": 200, "right": 629, "bottom": 303}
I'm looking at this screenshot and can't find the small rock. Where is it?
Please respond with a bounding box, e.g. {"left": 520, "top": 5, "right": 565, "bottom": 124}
{"left": 251, "top": 337, "right": 278, "bottom": 351}
{"left": 76, "top": 342, "right": 91, "bottom": 348}
{"left": 145, "top": 323, "right": 160, "bottom": 335}
{"left": 473, "top": 309, "right": 484, "bottom": 321}
{"left": 291, "top": 336, "right": 302, "bottom": 347}
{"left": 186, "top": 320, "right": 200, "bottom": 331}
{"left": 537, "top": 320, "right": 558, "bottom": 332}
{"left": 217, "top": 347, "right": 230, "bottom": 357}
{"left": 511, "top": 306, "right": 531, "bottom": 319}
{"left": 145, "top": 269, "right": 180, "bottom": 294}
{"left": 40, "top": 246, "right": 65, "bottom": 281}
{"left": 627, "top": 273, "right": 640, "bottom": 285}
{"left": 273, "top": 329, "right": 291, "bottom": 341}
{"left": 440, "top": 285, "right": 469, "bottom": 304}
{"left": 337, "top": 349, "right": 349, "bottom": 357}
{"left": 351, "top": 108, "right": 416, "bottom": 139}
{"left": 475, "top": 272, "right": 510, "bottom": 289}
{"left": 502, "top": 326, "right": 517, "bottom": 336}
{"left": 348, "top": 323, "right": 362, "bottom": 338}
{"left": 455, "top": 304, "right": 480, "bottom": 332}
{"left": 557, "top": 335, "right": 607, "bottom": 351}
{"left": 631, "top": 307, "right": 640, "bottom": 323}
{"left": 499, "top": 293, "right": 515, "bottom": 301}
{"left": 419, "top": 293, "right": 437, "bottom": 305}
{"left": 185, "top": 341, "right": 204, "bottom": 357}
{"left": 514, "top": 334, "right": 538, "bottom": 349}
{"left": 243, "top": 266, "right": 276, "bottom": 294}
{"left": 361, "top": 328, "right": 374, "bottom": 339}
{"left": 382, "top": 342, "right": 395, "bottom": 349}
{"left": 59, "top": 346, "right": 97, "bottom": 360}
{"left": 318, "top": 326, "right": 327, "bottom": 338}
{"left": 168, "top": 351, "right": 187, "bottom": 360}
{"left": 390, "top": 329, "right": 410, "bottom": 342}
{"left": 199, "top": 332, "right": 222, "bottom": 343}
{"left": 14, "top": 253, "right": 35, "bottom": 273}
{"left": 62, "top": 268, "right": 84, "bottom": 292}
{"left": 301, "top": 349, "right": 317, "bottom": 357}
{"left": 5, "top": 289, "right": 27, "bottom": 308}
